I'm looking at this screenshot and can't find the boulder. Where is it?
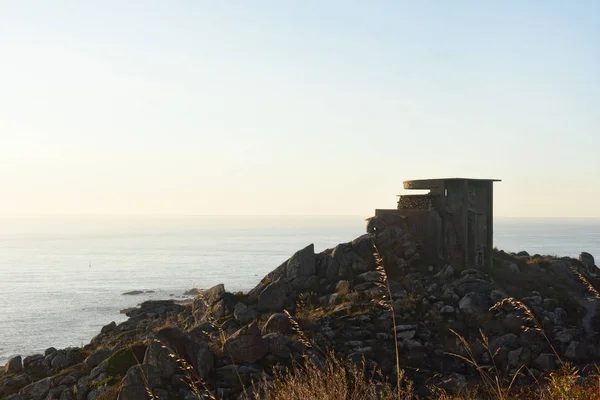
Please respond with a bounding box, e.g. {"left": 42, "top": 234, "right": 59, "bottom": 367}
{"left": 59, "top": 389, "right": 76, "bottom": 400}
{"left": 223, "top": 322, "right": 268, "bottom": 364}
{"left": 565, "top": 341, "right": 596, "bottom": 362}
{"left": 5, "top": 356, "right": 22, "bottom": 374}
{"left": 263, "top": 333, "right": 292, "bottom": 359}
{"left": 51, "top": 350, "right": 69, "bottom": 369}
{"left": 190, "top": 342, "right": 214, "bottom": 380}
{"left": 143, "top": 341, "right": 181, "bottom": 380}
{"left": 549, "top": 261, "right": 570, "bottom": 278}
{"left": 118, "top": 364, "right": 162, "bottom": 400}
{"left": 191, "top": 285, "right": 229, "bottom": 322}
{"left": 351, "top": 234, "right": 376, "bottom": 262}
{"left": 286, "top": 244, "right": 316, "bottom": 290}
{"left": 126, "top": 300, "right": 184, "bottom": 319}
{"left": 580, "top": 252, "right": 596, "bottom": 270}
{"left": 101, "top": 322, "right": 117, "bottom": 335}
{"left": 435, "top": 265, "right": 454, "bottom": 280}
{"left": 233, "top": 302, "right": 258, "bottom": 325}
{"left": 335, "top": 280, "right": 351, "bottom": 296}
{"left": 84, "top": 348, "right": 111, "bottom": 369}
{"left": 552, "top": 308, "right": 567, "bottom": 326}
{"left": 358, "top": 271, "right": 381, "bottom": 282}
{"left": 458, "top": 293, "right": 491, "bottom": 316}
{"left": 215, "top": 364, "right": 261, "bottom": 389}
{"left": 153, "top": 327, "right": 214, "bottom": 379}
{"left": 262, "top": 313, "right": 293, "bottom": 335}
{"left": 45, "top": 348, "right": 57, "bottom": 356}
{"left": 533, "top": 353, "right": 556, "bottom": 371}
{"left": 74, "top": 376, "right": 89, "bottom": 400}
{"left": 257, "top": 277, "right": 292, "bottom": 312}
{"left": 19, "top": 377, "right": 53, "bottom": 400}
{"left": 22, "top": 354, "right": 44, "bottom": 369}
{"left": 507, "top": 347, "right": 532, "bottom": 367}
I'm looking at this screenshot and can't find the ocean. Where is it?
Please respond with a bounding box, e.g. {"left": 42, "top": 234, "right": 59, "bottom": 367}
{"left": 1, "top": 216, "right": 599, "bottom": 364}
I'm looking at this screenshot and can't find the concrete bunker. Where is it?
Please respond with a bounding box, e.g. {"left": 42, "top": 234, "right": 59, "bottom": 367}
{"left": 368, "top": 178, "right": 500, "bottom": 270}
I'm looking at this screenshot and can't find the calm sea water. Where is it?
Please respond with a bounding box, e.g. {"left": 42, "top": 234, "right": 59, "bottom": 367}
{"left": 1, "top": 216, "right": 599, "bottom": 364}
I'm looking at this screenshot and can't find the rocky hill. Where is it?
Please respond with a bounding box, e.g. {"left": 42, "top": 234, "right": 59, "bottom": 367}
{"left": 1, "top": 224, "right": 599, "bottom": 399}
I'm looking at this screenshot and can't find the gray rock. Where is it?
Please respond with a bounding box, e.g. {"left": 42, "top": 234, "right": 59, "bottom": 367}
{"left": 223, "top": 322, "right": 268, "bottom": 364}
{"left": 51, "top": 350, "right": 69, "bottom": 369}
{"left": 554, "top": 328, "right": 574, "bottom": 344}
{"left": 263, "top": 333, "right": 292, "bottom": 359}
{"left": 335, "top": 280, "right": 351, "bottom": 296}
{"left": 441, "top": 287, "right": 459, "bottom": 303}
{"left": 503, "top": 261, "right": 521, "bottom": 274}
{"left": 122, "top": 363, "right": 161, "bottom": 386}
{"left": 395, "top": 324, "right": 418, "bottom": 332}
{"left": 48, "top": 385, "right": 68, "bottom": 400}
{"left": 262, "top": 313, "right": 293, "bottom": 335}
{"left": 55, "top": 374, "right": 78, "bottom": 387}
{"left": 73, "top": 376, "right": 90, "bottom": 400}
{"left": 84, "top": 348, "right": 111, "bottom": 369}
{"left": 5, "top": 356, "right": 22, "bottom": 374}
{"left": 59, "top": 388, "right": 76, "bottom": 400}
{"left": 565, "top": 341, "right": 595, "bottom": 362}
{"left": 458, "top": 293, "right": 491, "bottom": 316}
{"left": 440, "top": 305, "right": 455, "bottom": 315}
{"left": 358, "top": 271, "right": 381, "bottom": 282}
{"left": 22, "top": 354, "right": 44, "bottom": 368}
{"left": 87, "top": 386, "right": 109, "bottom": 400}
{"left": 143, "top": 341, "right": 180, "bottom": 380}
{"left": 434, "top": 265, "right": 454, "bottom": 280}
{"left": 507, "top": 347, "right": 532, "bottom": 367}
{"left": 191, "top": 341, "right": 213, "bottom": 380}
{"left": 490, "top": 290, "right": 508, "bottom": 304}
{"left": 74, "top": 376, "right": 89, "bottom": 400}
{"left": 580, "top": 252, "right": 595, "bottom": 270}
{"left": 89, "top": 359, "right": 108, "bottom": 383}
{"left": 19, "top": 377, "right": 53, "bottom": 400}
{"left": 549, "top": 261, "right": 570, "bottom": 278}
{"left": 191, "top": 284, "right": 228, "bottom": 322}
{"left": 215, "top": 364, "right": 261, "bottom": 389}
{"left": 118, "top": 364, "right": 162, "bottom": 400}
{"left": 522, "top": 296, "right": 543, "bottom": 308}
{"left": 396, "top": 330, "right": 416, "bottom": 340}
{"left": 552, "top": 308, "right": 567, "bottom": 326}
{"left": 45, "top": 348, "right": 57, "bottom": 356}
{"left": 233, "top": 302, "right": 258, "bottom": 325}
{"left": 286, "top": 244, "right": 316, "bottom": 279}
{"left": 257, "top": 277, "right": 292, "bottom": 312}
{"left": 489, "top": 333, "right": 519, "bottom": 357}
{"left": 101, "top": 321, "right": 117, "bottom": 334}
{"left": 286, "top": 244, "right": 316, "bottom": 289}
{"left": 533, "top": 353, "right": 556, "bottom": 371}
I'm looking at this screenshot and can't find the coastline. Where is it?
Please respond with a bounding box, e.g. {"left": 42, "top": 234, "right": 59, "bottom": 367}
{"left": 2, "top": 222, "right": 600, "bottom": 399}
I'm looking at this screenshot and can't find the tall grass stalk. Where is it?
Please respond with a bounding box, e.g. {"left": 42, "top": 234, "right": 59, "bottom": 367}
{"left": 490, "top": 297, "right": 562, "bottom": 364}
{"left": 373, "top": 242, "right": 404, "bottom": 398}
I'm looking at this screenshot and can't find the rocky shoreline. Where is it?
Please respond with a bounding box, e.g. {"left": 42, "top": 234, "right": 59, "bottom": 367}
{"left": 1, "top": 224, "right": 599, "bottom": 399}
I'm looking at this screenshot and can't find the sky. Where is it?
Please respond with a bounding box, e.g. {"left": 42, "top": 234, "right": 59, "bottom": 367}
{"left": 0, "top": 1, "right": 599, "bottom": 218}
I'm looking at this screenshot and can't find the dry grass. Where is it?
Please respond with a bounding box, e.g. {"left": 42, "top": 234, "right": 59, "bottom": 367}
{"left": 251, "top": 351, "right": 412, "bottom": 400}
{"left": 490, "top": 297, "right": 562, "bottom": 364}
{"left": 572, "top": 268, "right": 600, "bottom": 300}
{"left": 373, "top": 243, "right": 404, "bottom": 398}
{"left": 526, "top": 255, "right": 556, "bottom": 265}
{"left": 447, "top": 328, "right": 523, "bottom": 400}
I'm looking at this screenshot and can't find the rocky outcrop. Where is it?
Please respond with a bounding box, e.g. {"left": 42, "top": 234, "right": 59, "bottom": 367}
{"left": 580, "top": 252, "right": 596, "bottom": 271}
{"left": 2, "top": 225, "right": 600, "bottom": 399}
{"left": 223, "top": 322, "right": 268, "bottom": 364}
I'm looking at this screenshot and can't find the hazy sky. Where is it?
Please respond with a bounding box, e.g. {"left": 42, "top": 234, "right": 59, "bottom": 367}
{"left": 1, "top": 1, "right": 599, "bottom": 217}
